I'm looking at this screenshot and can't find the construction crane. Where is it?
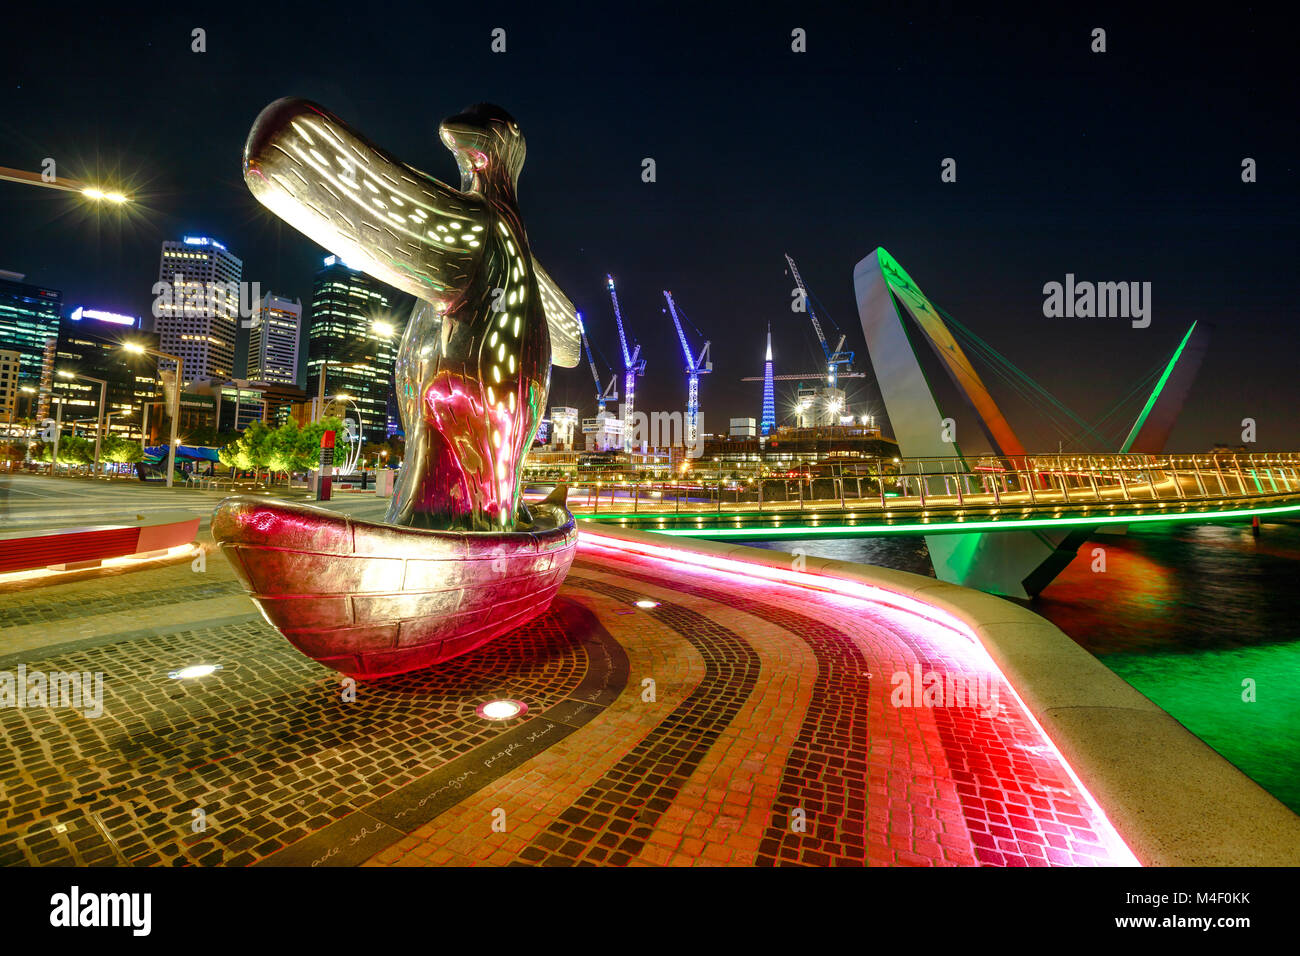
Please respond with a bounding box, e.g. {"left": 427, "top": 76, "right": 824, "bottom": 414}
{"left": 662, "top": 291, "right": 712, "bottom": 447}
{"left": 606, "top": 274, "right": 645, "bottom": 452}
{"left": 742, "top": 371, "right": 866, "bottom": 382}
{"left": 578, "top": 311, "right": 618, "bottom": 415}
{"left": 784, "top": 253, "right": 855, "bottom": 387}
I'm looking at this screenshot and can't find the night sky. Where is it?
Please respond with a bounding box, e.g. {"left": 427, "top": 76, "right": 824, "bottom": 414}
{"left": 2, "top": 5, "right": 1296, "bottom": 451}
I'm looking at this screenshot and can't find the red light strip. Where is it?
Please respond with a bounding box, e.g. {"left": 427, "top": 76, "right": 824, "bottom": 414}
{"left": 579, "top": 529, "right": 979, "bottom": 642}
{"left": 578, "top": 528, "right": 1141, "bottom": 866}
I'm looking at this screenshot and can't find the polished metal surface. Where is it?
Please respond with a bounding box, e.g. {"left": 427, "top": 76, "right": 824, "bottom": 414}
{"left": 216, "top": 97, "right": 583, "bottom": 676}
{"left": 244, "top": 97, "right": 579, "bottom": 530}
{"left": 212, "top": 495, "right": 577, "bottom": 679}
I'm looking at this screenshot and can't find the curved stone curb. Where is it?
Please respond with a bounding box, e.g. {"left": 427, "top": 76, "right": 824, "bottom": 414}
{"left": 578, "top": 521, "right": 1300, "bottom": 867}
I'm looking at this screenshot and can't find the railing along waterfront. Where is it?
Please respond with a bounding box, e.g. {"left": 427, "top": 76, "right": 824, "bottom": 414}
{"left": 523, "top": 452, "right": 1300, "bottom": 520}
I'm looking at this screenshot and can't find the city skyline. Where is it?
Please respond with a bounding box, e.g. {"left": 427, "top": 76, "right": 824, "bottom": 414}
{"left": 1, "top": 8, "right": 1296, "bottom": 452}
{"left": 3, "top": 0, "right": 1300, "bottom": 894}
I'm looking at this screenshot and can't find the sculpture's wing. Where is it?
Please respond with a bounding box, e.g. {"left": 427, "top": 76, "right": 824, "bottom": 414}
{"left": 244, "top": 97, "right": 486, "bottom": 312}
{"left": 532, "top": 259, "right": 581, "bottom": 368}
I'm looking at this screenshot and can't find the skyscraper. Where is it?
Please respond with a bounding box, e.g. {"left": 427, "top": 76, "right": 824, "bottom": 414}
{"left": 0, "top": 349, "right": 21, "bottom": 422}
{"left": 53, "top": 310, "right": 158, "bottom": 439}
{"left": 247, "top": 292, "right": 302, "bottom": 387}
{"left": 154, "top": 236, "right": 242, "bottom": 383}
{"left": 761, "top": 325, "right": 775, "bottom": 437}
{"left": 0, "top": 270, "right": 62, "bottom": 391}
{"left": 306, "top": 255, "right": 406, "bottom": 443}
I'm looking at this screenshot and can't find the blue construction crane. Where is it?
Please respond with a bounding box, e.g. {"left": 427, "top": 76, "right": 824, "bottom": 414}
{"left": 661, "top": 291, "right": 712, "bottom": 447}
{"left": 606, "top": 274, "right": 645, "bottom": 452}
{"left": 578, "top": 311, "right": 618, "bottom": 415}
{"left": 785, "top": 253, "right": 855, "bottom": 388}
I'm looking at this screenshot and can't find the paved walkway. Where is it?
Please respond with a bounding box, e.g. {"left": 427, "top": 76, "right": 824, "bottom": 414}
{"left": 0, "top": 476, "right": 1135, "bottom": 866}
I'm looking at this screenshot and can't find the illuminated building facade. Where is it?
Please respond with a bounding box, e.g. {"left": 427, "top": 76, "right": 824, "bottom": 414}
{"left": 583, "top": 409, "right": 624, "bottom": 452}
{"left": 52, "top": 314, "right": 159, "bottom": 438}
{"left": 154, "top": 236, "right": 243, "bottom": 383}
{"left": 247, "top": 292, "right": 302, "bottom": 386}
{"left": 0, "top": 270, "right": 62, "bottom": 391}
{"left": 761, "top": 326, "right": 775, "bottom": 437}
{"left": 0, "top": 349, "right": 20, "bottom": 420}
{"left": 549, "top": 406, "right": 579, "bottom": 449}
{"left": 305, "top": 255, "right": 406, "bottom": 443}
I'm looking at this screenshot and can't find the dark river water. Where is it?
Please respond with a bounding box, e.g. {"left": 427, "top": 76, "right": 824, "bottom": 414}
{"left": 737, "top": 521, "right": 1300, "bottom": 815}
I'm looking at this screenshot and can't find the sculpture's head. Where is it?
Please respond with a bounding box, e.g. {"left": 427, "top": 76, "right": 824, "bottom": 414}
{"left": 439, "top": 103, "right": 526, "bottom": 193}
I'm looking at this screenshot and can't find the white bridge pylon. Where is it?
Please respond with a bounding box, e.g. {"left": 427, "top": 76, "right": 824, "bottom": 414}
{"left": 853, "top": 247, "right": 1208, "bottom": 598}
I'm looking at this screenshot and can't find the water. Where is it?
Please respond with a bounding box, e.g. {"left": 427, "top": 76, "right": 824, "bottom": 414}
{"left": 738, "top": 522, "right": 1300, "bottom": 814}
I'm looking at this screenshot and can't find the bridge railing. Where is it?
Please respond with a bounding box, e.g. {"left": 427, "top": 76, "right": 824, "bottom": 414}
{"left": 523, "top": 452, "right": 1300, "bottom": 516}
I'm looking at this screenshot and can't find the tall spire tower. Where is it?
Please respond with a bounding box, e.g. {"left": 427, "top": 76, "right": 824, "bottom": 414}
{"left": 761, "top": 324, "right": 776, "bottom": 437}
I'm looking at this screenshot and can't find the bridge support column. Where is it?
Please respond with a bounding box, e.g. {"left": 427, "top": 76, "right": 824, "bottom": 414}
{"left": 925, "top": 527, "right": 1090, "bottom": 600}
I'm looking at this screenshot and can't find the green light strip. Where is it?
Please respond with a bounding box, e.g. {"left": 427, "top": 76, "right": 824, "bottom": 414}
{"left": 1119, "top": 321, "right": 1196, "bottom": 453}
{"left": 649, "top": 501, "right": 1300, "bottom": 538}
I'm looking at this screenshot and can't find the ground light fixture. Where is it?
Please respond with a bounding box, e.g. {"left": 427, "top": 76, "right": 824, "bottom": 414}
{"left": 476, "top": 699, "right": 528, "bottom": 720}
{"left": 168, "top": 664, "right": 224, "bottom": 680}
{"left": 634, "top": 599, "right": 660, "bottom": 609}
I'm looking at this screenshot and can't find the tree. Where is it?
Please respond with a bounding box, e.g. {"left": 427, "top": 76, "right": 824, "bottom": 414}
{"left": 297, "top": 417, "right": 346, "bottom": 473}
{"left": 214, "top": 417, "right": 348, "bottom": 484}
{"left": 33, "top": 435, "right": 93, "bottom": 465}
{"left": 216, "top": 420, "right": 277, "bottom": 482}
{"left": 102, "top": 435, "right": 145, "bottom": 465}
{"left": 266, "top": 419, "right": 302, "bottom": 481}
{"left": 0, "top": 441, "right": 26, "bottom": 468}
{"left": 186, "top": 424, "right": 219, "bottom": 447}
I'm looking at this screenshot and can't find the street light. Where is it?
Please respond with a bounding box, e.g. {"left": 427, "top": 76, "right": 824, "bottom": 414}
{"left": 56, "top": 370, "right": 107, "bottom": 476}
{"left": 331, "top": 392, "right": 364, "bottom": 476}
{"left": 79, "top": 187, "right": 129, "bottom": 203}
{"left": 103, "top": 405, "right": 134, "bottom": 475}
{"left": 0, "top": 166, "right": 131, "bottom": 203}
{"left": 122, "top": 342, "right": 182, "bottom": 488}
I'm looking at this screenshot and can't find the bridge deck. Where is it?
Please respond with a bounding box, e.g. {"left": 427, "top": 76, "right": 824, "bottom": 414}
{"left": 543, "top": 458, "right": 1300, "bottom": 534}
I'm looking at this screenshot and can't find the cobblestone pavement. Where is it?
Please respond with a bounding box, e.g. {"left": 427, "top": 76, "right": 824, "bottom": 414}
{"left": 0, "top": 476, "right": 1135, "bottom": 866}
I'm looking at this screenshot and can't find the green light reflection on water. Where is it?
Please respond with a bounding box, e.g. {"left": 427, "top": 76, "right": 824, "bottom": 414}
{"left": 1103, "top": 643, "right": 1300, "bottom": 814}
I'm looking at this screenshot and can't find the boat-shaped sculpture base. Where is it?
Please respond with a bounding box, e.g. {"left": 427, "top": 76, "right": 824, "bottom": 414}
{"left": 211, "top": 496, "right": 578, "bottom": 679}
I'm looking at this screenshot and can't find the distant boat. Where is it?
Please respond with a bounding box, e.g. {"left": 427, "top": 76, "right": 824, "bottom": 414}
{"left": 211, "top": 488, "right": 577, "bottom": 679}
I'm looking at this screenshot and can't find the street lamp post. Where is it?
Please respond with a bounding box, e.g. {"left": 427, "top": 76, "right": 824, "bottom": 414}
{"left": 332, "top": 391, "right": 364, "bottom": 456}
{"left": 57, "top": 370, "right": 107, "bottom": 476}
{"left": 6, "top": 385, "right": 35, "bottom": 436}
{"left": 0, "top": 166, "right": 131, "bottom": 203}
{"left": 50, "top": 396, "right": 63, "bottom": 475}
{"left": 103, "top": 405, "right": 132, "bottom": 476}
{"left": 122, "top": 343, "right": 182, "bottom": 488}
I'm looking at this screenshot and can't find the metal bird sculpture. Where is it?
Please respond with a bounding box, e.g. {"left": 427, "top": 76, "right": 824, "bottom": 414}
{"left": 243, "top": 98, "right": 580, "bottom": 531}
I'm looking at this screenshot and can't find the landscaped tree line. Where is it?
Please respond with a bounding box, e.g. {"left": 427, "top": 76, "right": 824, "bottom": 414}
{"left": 12, "top": 416, "right": 405, "bottom": 480}
{"left": 217, "top": 417, "right": 349, "bottom": 485}
{"left": 27, "top": 434, "right": 146, "bottom": 466}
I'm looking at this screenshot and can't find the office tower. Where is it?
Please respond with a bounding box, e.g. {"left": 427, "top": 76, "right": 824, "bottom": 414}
{"left": 154, "top": 236, "right": 242, "bottom": 382}
{"left": 306, "top": 255, "right": 406, "bottom": 443}
{"left": 247, "top": 292, "right": 302, "bottom": 387}
{"left": 0, "top": 349, "right": 21, "bottom": 422}
{"left": 0, "top": 270, "right": 62, "bottom": 392}
{"left": 52, "top": 310, "right": 158, "bottom": 438}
